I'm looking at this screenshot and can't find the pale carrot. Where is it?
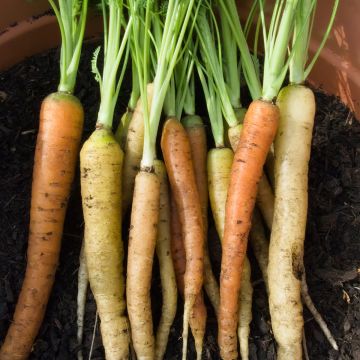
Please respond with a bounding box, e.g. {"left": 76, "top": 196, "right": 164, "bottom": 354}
{"left": 127, "top": 170, "right": 160, "bottom": 359}
{"left": 268, "top": 1, "right": 339, "bottom": 356}
{"left": 121, "top": 85, "right": 154, "bottom": 213}
{"left": 80, "top": 3, "right": 132, "bottom": 357}
{"left": 81, "top": 129, "right": 130, "bottom": 360}
{"left": 237, "top": 257, "right": 253, "bottom": 360}
{"left": 77, "top": 240, "right": 89, "bottom": 360}
{"left": 154, "top": 160, "right": 177, "bottom": 360}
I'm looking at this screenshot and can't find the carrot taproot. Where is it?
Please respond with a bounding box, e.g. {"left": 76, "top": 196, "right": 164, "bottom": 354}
{"left": 77, "top": 240, "right": 89, "bottom": 360}
{"left": 81, "top": 128, "right": 130, "bottom": 360}
{"left": 161, "top": 118, "right": 204, "bottom": 359}
{"left": 251, "top": 185, "right": 339, "bottom": 352}
{"left": 183, "top": 115, "right": 220, "bottom": 315}
{"left": 80, "top": 3, "right": 132, "bottom": 357}
{"left": 237, "top": 256, "right": 253, "bottom": 360}
{"left": 0, "top": 93, "right": 84, "bottom": 360}
{"left": 127, "top": 170, "right": 160, "bottom": 359}
{"left": 207, "top": 146, "right": 253, "bottom": 360}
{"left": 121, "top": 84, "right": 153, "bottom": 213}
{"left": 170, "top": 196, "right": 207, "bottom": 360}
{"left": 154, "top": 160, "right": 177, "bottom": 360}
{"left": 268, "top": 85, "right": 314, "bottom": 359}
{"left": 218, "top": 99, "right": 279, "bottom": 359}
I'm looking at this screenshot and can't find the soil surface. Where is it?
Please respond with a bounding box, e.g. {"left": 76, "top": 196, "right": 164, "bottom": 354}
{"left": 0, "top": 44, "right": 359, "bottom": 360}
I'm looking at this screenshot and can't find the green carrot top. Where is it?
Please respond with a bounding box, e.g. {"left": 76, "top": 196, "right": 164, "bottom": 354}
{"left": 92, "top": 0, "right": 132, "bottom": 129}
{"left": 289, "top": 0, "right": 339, "bottom": 84}
{"left": 49, "top": 0, "right": 89, "bottom": 93}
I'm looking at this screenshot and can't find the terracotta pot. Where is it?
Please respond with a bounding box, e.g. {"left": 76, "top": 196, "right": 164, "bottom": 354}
{"left": 0, "top": 0, "right": 359, "bottom": 116}
{"left": 0, "top": 0, "right": 103, "bottom": 71}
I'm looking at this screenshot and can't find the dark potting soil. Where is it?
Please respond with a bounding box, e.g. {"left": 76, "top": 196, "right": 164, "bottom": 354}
{"left": 0, "top": 43, "right": 359, "bottom": 360}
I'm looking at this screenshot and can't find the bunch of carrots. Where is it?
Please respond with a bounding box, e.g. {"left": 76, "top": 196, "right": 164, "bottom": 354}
{"left": 0, "top": 0, "right": 340, "bottom": 359}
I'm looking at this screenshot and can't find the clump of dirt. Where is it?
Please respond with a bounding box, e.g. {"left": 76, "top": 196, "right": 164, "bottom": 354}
{"left": 0, "top": 43, "right": 359, "bottom": 359}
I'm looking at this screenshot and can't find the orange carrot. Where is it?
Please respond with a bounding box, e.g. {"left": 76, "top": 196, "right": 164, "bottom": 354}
{"left": 218, "top": 100, "right": 279, "bottom": 359}
{"left": 0, "top": 93, "right": 84, "bottom": 360}
{"left": 170, "top": 196, "right": 207, "bottom": 360}
{"left": 183, "top": 116, "right": 220, "bottom": 314}
{"left": 161, "top": 118, "right": 204, "bottom": 358}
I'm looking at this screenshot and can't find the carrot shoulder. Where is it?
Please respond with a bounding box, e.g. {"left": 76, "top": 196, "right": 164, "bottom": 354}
{"left": 218, "top": 99, "right": 279, "bottom": 360}
{"left": 0, "top": 93, "right": 83, "bottom": 360}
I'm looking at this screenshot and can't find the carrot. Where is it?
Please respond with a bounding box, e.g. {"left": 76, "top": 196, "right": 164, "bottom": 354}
{"left": 153, "top": 160, "right": 177, "bottom": 360}
{"left": 227, "top": 123, "right": 243, "bottom": 152}
{"left": 183, "top": 115, "right": 220, "bottom": 315}
{"left": 170, "top": 196, "right": 186, "bottom": 294}
{"left": 227, "top": 115, "right": 274, "bottom": 230}
{"left": 267, "top": 2, "right": 339, "bottom": 357}
{"left": 126, "top": 1, "right": 198, "bottom": 357}
{"left": 170, "top": 196, "right": 207, "bottom": 360}
{"left": 251, "top": 188, "right": 340, "bottom": 352}
{"left": 237, "top": 257, "right": 253, "bottom": 360}
{"left": 0, "top": 2, "right": 88, "bottom": 357}
{"left": 268, "top": 85, "right": 314, "bottom": 359}
{"left": 80, "top": 3, "right": 132, "bottom": 358}
{"left": 207, "top": 148, "right": 234, "bottom": 239}
{"left": 121, "top": 84, "right": 153, "bottom": 213}
{"left": 215, "top": 0, "right": 301, "bottom": 356}
{"left": 218, "top": 100, "right": 279, "bottom": 359}
{"left": 207, "top": 147, "right": 253, "bottom": 360}
{"left": 0, "top": 93, "right": 84, "bottom": 360}
{"left": 127, "top": 170, "right": 160, "bottom": 359}
{"left": 81, "top": 129, "right": 130, "bottom": 359}
{"left": 77, "top": 240, "right": 89, "bottom": 360}
{"left": 161, "top": 118, "right": 204, "bottom": 359}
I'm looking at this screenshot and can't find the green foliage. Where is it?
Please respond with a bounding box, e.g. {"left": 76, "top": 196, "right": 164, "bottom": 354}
{"left": 91, "top": 46, "right": 102, "bottom": 84}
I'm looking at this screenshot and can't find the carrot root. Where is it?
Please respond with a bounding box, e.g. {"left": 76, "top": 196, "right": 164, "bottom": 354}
{"left": 183, "top": 115, "right": 220, "bottom": 315}
{"left": 219, "top": 99, "right": 279, "bottom": 360}
{"left": 161, "top": 118, "right": 204, "bottom": 360}
{"left": 154, "top": 161, "right": 177, "bottom": 360}
{"left": 269, "top": 85, "right": 315, "bottom": 360}
{"left": 80, "top": 128, "right": 129, "bottom": 360}
{"left": 77, "top": 240, "right": 89, "bottom": 360}
{"left": 0, "top": 92, "right": 84, "bottom": 360}
{"left": 127, "top": 170, "right": 160, "bottom": 359}
{"left": 122, "top": 84, "right": 153, "bottom": 213}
